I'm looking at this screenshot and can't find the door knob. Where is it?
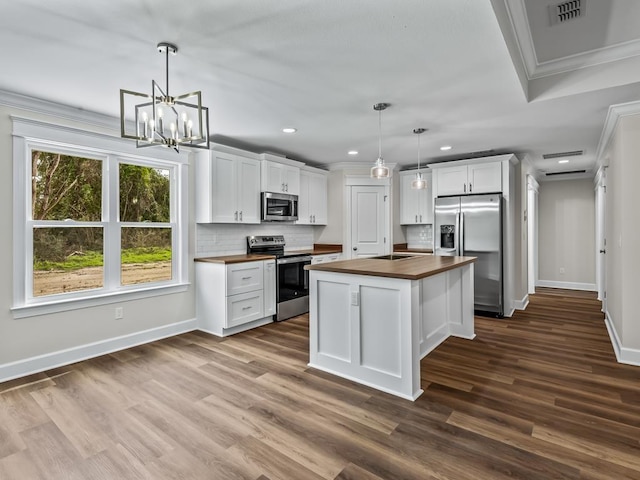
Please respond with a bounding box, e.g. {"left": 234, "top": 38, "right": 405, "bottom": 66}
{"left": 600, "top": 249, "right": 606, "bottom": 253}
{"left": 353, "top": 247, "right": 358, "bottom": 251}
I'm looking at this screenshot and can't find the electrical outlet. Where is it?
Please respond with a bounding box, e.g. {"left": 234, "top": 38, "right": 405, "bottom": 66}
{"left": 115, "top": 307, "right": 124, "bottom": 320}
{"left": 559, "top": 267, "right": 565, "bottom": 274}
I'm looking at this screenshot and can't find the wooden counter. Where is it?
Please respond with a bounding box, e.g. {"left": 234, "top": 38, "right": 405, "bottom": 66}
{"left": 195, "top": 254, "right": 274, "bottom": 264}
{"left": 306, "top": 255, "right": 475, "bottom": 280}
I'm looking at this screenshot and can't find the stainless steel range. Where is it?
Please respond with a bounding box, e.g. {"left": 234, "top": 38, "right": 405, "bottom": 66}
{"left": 247, "top": 235, "right": 311, "bottom": 321}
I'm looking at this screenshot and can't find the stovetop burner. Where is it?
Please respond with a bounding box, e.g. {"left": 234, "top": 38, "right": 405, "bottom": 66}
{"left": 247, "top": 235, "right": 310, "bottom": 259}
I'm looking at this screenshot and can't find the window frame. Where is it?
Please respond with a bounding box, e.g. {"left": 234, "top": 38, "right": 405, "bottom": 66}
{"left": 12, "top": 117, "right": 190, "bottom": 319}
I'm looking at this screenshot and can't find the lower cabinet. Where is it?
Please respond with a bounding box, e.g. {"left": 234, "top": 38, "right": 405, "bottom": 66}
{"left": 196, "top": 259, "right": 276, "bottom": 336}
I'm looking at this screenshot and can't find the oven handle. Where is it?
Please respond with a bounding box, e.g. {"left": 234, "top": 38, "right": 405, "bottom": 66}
{"left": 276, "top": 256, "right": 313, "bottom": 265}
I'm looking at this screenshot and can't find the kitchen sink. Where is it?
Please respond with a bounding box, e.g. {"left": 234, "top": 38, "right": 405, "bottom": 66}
{"left": 371, "top": 254, "right": 418, "bottom": 260}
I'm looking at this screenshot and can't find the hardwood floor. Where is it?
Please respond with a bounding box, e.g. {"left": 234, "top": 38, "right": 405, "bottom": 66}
{"left": 1, "top": 288, "right": 639, "bottom": 479}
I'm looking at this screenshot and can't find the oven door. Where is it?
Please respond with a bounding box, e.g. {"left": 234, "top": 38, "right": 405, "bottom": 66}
{"left": 276, "top": 256, "right": 311, "bottom": 304}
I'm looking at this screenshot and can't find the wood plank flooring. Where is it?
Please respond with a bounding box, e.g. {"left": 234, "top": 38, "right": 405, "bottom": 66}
{"left": 1, "top": 288, "right": 639, "bottom": 479}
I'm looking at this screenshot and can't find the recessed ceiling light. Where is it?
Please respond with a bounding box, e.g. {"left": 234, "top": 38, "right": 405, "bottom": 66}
{"left": 348, "top": 150, "right": 358, "bottom": 155}
{"left": 558, "top": 159, "right": 570, "bottom": 164}
{"left": 282, "top": 127, "right": 297, "bottom": 133}
{"left": 440, "top": 145, "right": 452, "bottom": 151}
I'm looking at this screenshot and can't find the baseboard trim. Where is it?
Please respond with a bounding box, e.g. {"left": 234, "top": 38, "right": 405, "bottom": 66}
{"left": 514, "top": 294, "right": 529, "bottom": 310}
{"left": 0, "top": 318, "right": 197, "bottom": 383}
{"left": 536, "top": 280, "right": 596, "bottom": 291}
{"left": 604, "top": 311, "right": 640, "bottom": 366}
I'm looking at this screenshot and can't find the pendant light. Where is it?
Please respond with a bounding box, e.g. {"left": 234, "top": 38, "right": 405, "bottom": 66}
{"left": 371, "top": 103, "right": 391, "bottom": 179}
{"left": 411, "top": 128, "right": 427, "bottom": 189}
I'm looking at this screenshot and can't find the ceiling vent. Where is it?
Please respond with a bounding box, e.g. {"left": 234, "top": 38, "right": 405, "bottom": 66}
{"left": 549, "top": 0, "right": 585, "bottom": 26}
{"left": 545, "top": 170, "right": 586, "bottom": 176}
{"left": 542, "top": 150, "right": 584, "bottom": 159}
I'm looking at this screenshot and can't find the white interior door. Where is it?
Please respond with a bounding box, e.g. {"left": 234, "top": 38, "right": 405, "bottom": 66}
{"left": 527, "top": 176, "right": 539, "bottom": 295}
{"left": 350, "top": 186, "right": 386, "bottom": 258}
{"left": 595, "top": 168, "right": 607, "bottom": 309}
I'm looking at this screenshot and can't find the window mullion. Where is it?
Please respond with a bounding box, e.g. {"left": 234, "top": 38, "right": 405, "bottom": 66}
{"left": 104, "top": 155, "right": 121, "bottom": 290}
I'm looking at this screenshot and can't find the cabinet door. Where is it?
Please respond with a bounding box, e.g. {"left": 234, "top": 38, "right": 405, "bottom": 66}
{"left": 227, "top": 262, "right": 264, "bottom": 296}
{"left": 237, "top": 158, "right": 261, "bottom": 223}
{"left": 310, "top": 173, "right": 327, "bottom": 224}
{"left": 297, "top": 171, "right": 311, "bottom": 225}
{"left": 468, "top": 162, "right": 502, "bottom": 194}
{"left": 263, "top": 260, "right": 276, "bottom": 317}
{"left": 262, "top": 161, "right": 284, "bottom": 192}
{"left": 284, "top": 165, "right": 300, "bottom": 196}
{"left": 400, "top": 172, "right": 420, "bottom": 224}
{"left": 226, "top": 290, "right": 264, "bottom": 328}
{"left": 436, "top": 165, "right": 468, "bottom": 196}
{"left": 210, "top": 152, "right": 239, "bottom": 223}
{"left": 419, "top": 171, "right": 434, "bottom": 224}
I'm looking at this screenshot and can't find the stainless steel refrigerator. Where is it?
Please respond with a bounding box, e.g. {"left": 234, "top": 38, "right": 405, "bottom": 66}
{"left": 434, "top": 194, "right": 503, "bottom": 316}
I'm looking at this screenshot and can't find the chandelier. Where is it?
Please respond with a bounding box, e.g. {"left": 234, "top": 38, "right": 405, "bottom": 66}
{"left": 371, "top": 102, "right": 391, "bottom": 179}
{"left": 120, "top": 42, "right": 210, "bottom": 152}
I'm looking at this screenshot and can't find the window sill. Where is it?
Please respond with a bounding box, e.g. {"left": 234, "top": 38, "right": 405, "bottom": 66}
{"left": 11, "top": 283, "right": 191, "bottom": 319}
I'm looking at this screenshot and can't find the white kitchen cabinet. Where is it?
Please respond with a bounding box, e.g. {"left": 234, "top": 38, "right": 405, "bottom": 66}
{"left": 298, "top": 170, "right": 328, "bottom": 225}
{"left": 434, "top": 161, "right": 501, "bottom": 197}
{"left": 196, "top": 259, "right": 275, "bottom": 336}
{"left": 399, "top": 170, "right": 433, "bottom": 225}
{"left": 261, "top": 160, "right": 300, "bottom": 195}
{"left": 263, "top": 259, "right": 276, "bottom": 317}
{"left": 311, "top": 253, "right": 342, "bottom": 264}
{"left": 195, "top": 151, "right": 260, "bottom": 223}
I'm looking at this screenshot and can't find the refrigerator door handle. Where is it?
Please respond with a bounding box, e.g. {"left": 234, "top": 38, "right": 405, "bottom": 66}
{"left": 460, "top": 212, "right": 464, "bottom": 255}
{"left": 455, "top": 211, "right": 461, "bottom": 254}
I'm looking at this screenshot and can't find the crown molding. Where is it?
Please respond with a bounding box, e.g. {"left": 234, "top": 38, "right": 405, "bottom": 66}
{"left": 498, "top": 0, "right": 640, "bottom": 81}
{"left": 0, "top": 89, "right": 119, "bottom": 132}
{"left": 595, "top": 101, "right": 640, "bottom": 166}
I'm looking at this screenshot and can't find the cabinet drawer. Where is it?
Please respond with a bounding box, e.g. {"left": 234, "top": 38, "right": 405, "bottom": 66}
{"left": 226, "top": 291, "right": 264, "bottom": 328}
{"left": 227, "top": 262, "right": 264, "bottom": 295}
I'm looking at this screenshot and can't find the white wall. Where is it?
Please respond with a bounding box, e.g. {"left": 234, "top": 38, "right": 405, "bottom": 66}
{"left": 538, "top": 178, "right": 596, "bottom": 288}
{"left": 0, "top": 103, "right": 197, "bottom": 378}
{"left": 606, "top": 112, "right": 640, "bottom": 353}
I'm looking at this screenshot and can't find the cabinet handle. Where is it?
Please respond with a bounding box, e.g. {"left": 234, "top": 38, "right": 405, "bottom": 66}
{"left": 239, "top": 211, "right": 243, "bottom": 221}
{"left": 285, "top": 183, "right": 288, "bottom": 192}
{"left": 241, "top": 276, "right": 252, "bottom": 280}
{"left": 415, "top": 215, "right": 418, "bottom": 223}
{"left": 312, "top": 215, "right": 315, "bottom": 223}
{"left": 234, "top": 211, "right": 238, "bottom": 221}
{"left": 242, "top": 306, "right": 252, "bottom": 310}
{"left": 469, "top": 183, "right": 472, "bottom": 193}
{"left": 464, "top": 184, "right": 466, "bottom": 193}
{"left": 281, "top": 183, "right": 285, "bottom": 191}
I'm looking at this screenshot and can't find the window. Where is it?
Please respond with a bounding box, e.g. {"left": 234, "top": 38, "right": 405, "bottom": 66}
{"left": 13, "top": 118, "right": 189, "bottom": 317}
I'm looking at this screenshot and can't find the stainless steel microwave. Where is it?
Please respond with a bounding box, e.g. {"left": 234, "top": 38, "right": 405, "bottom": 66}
{"left": 261, "top": 192, "right": 298, "bottom": 222}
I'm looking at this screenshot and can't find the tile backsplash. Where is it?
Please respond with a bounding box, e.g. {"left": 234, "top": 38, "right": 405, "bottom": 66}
{"left": 406, "top": 224, "right": 433, "bottom": 249}
{"left": 196, "top": 223, "right": 315, "bottom": 257}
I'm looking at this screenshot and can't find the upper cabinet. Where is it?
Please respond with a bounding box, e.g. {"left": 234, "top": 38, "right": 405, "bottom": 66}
{"left": 195, "top": 151, "right": 261, "bottom": 224}
{"left": 298, "top": 169, "right": 328, "bottom": 225}
{"left": 399, "top": 170, "right": 433, "bottom": 225}
{"left": 261, "top": 160, "right": 300, "bottom": 196}
{"left": 432, "top": 160, "right": 502, "bottom": 197}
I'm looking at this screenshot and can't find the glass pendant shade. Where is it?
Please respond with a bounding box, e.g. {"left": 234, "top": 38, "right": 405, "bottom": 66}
{"left": 411, "top": 171, "right": 427, "bottom": 189}
{"left": 371, "top": 157, "right": 390, "bottom": 178}
{"left": 371, "top": 103, "right": 391, "bottom": 179}
{"left": 411, "top": 127, "right": 427, "bottom": 189}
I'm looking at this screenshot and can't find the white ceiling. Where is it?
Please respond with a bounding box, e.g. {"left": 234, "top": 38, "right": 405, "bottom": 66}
{"left": 1, "top": 0, "right": 639, "bottom": 178}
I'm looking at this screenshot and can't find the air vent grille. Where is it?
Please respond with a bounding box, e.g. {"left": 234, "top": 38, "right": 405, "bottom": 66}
{"left": 545, "top": 170, "right": 586, "bottom": 176}
{"left": 549, "top": 0, "right": 584, "bottom": 25}
{"left": 542, "top": 150, "right": 584, "bottom": 159}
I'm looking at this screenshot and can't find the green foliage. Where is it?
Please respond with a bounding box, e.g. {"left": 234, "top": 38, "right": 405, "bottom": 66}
{"left": 120, "top": 164, "right": 170, "bottom": 222}
{"left": 34, "top": 247, "right": 172, "bottom": 272}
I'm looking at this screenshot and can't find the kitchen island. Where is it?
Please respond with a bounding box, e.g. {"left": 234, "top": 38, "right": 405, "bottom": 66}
{"left": 305, "top": 255, "right": 476, "bottom": 400}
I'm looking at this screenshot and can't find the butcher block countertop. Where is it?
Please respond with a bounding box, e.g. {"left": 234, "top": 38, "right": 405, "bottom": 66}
{"left": 195, "top": 254, "right": 275, "bottom": 264}
{"left": 305, "top": 254, "right": 476, "bottom": 280}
